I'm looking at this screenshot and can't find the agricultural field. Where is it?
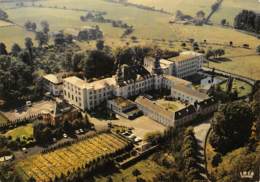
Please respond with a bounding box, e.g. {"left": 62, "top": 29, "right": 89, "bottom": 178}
{"left": 129, "top": 0, "right": 260, "bottom": 24}
{"left": 0, "top": 0, "right": 259, "bottom": 79}
{"left": 16, "top": 133, "right": 131, "bottom": 182}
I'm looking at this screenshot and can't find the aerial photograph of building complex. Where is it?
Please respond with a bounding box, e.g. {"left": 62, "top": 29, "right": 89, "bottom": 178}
{"left": 0, "top": 0, "right": 259, "bottom": 181}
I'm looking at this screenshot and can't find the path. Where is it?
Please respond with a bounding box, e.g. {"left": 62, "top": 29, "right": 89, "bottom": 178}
{"left": 193, "top": 120, "right": 211, "bottom": 181}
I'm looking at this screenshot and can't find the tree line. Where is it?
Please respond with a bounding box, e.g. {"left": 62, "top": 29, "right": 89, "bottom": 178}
{"left": 234, "top": 10, "right": 260, "bottom": 34}
{"left": 80, "top": 12, "right": 134, "bottom": 38}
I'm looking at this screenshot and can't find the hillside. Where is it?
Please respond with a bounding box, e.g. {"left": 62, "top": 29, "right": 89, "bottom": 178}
{"left": 0, "top": 0, "right": 259, "bottom": 79}
{"left": 129, "top": 0, "right": 260, "bottom": 24}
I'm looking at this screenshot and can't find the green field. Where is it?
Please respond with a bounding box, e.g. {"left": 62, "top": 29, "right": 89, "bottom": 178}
{"left": 129, "top": 0, "right": 260, "bottom": 24}
{"left": 4, "top": 124, "right": 33, "bottom": 140}
{"left": 0, "top": 0, "right": 260, "bottom": 79}
{"left": 0, "top": 113, "right": 9, "bottom": 124}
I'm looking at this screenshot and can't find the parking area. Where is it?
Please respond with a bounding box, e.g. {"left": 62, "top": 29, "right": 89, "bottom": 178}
{"left": 111, "top": 115, "right": 166, "bottom": 139}
{"left": 2, "top": 100, "right": 56, "bottom": 121}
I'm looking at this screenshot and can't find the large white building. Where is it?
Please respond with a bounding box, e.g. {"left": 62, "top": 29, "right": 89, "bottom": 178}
{"left": 63, "top": 64, "right": 164, "bottom": 111}
{"left": 63, "top": 54, "right": 207, "bottom": 112}
{"left": 144, "top": 51, "right": 204, "bottom": 78}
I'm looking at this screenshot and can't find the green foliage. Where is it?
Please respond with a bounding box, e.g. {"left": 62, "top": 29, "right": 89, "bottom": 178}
{"left": 209, "top": 101, "right": 254, "bottom": 154}
{"left": 0, "top": 9, "right": 8, "bottom": 20}
{"left": 11, "top": 43, "right": 21, "bottom": 56}
{"left": 234, "top": 10, "right": 260, "bottom": 34}
{"left": 256, "top": 45, "right": 260, "bottom": 55}
{"left": 211, "top": 153, "right": 222, "bottom": 167}
{"left": 144, "top": 131, "right": 162, "bottom": 144}
{"left": 85, "top": 50, "right": 115, "bottom": 79}
{"left": 35, "top": 31, "right": 49, "bottom": 47}
{"left": 0, "top": 55, "right": 33, "bottom": 103}
{"left": 0, "top": 42, "right": 7, "bottom": 55}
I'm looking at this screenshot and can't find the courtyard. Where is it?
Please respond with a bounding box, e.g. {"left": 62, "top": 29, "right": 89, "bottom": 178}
{"left": 156, "top": 99, "right": 186, "bottom": 112}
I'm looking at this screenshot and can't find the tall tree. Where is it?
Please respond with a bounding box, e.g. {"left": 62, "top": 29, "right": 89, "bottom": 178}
{"left": 40, "top": 20, "right": 50, "bottom": 34}
{"left": 35, "top": 31, "right": 48, "bottom": 47}
{"left": 0, "top": 42, "right": 7, "bottom": 55}
{"left": 24, "top": 37, "right": 33, "bottom": 63}
{"left": 11, "top": 43, "right": 21, "bottom": 56}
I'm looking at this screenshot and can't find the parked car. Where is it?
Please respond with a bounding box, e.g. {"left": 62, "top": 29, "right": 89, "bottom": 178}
{"left": 26, "top": 101, "right": 32, "bottom": 107}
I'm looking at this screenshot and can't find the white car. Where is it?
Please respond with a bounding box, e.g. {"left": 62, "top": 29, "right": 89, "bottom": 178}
{"left": 63, "top": 133, "right": 68, "bottom": 138}
{"left": 26, "top": 101, "right": 32, "bottom": 107}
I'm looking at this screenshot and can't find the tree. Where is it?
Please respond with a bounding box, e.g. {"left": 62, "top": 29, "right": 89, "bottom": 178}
{"left": 40, "top": 20, "right": 50, "bottom": 34}
{"left": 115, "top": 47, "right": 136, "bottom": 66}
{"left": 35, "top": 31, "right": 48, "bottom": 47}
{"left": 256, "top": 45, "right": 260, "bottom": 55}
{"left": 11, "top": 43, "right": 21, "bottom": 56}
{"left": 85, "top": 50, "right": 114, "bottom": 79}
{"left": 234, "top": 10, "right": 260, "bottom": 34}
{"left": 221, "top": 19, "right": 227, "bottom": 26}
{"left": 24, "top": 21, "right": 37, "bottom": 32}
{"left": 0, "top": 42, "right": 7, "bottom": 55}
{"left": 31, "top": 22, "right": 37, "bottom": 32}
{"left": 54, "top": 32, "right": 65, "bottom": 46}
{"left": 209, "top": 101, "right": 254, "bottom": 154}
{"left": 132, "top": 169, "right": 141, "bottom": 177}
{"left": 0, "top": 9, "right": 8, "bottom": 20}
{"left": 96, "top": 40, "right": 104, "bottom": 50}
{"left": 25, "top": 37, "right": 33, "bottom": 63}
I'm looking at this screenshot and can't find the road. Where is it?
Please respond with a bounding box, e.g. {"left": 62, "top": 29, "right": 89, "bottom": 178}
{"left": 202, "top": 67, "right": 256, "bottom": 85}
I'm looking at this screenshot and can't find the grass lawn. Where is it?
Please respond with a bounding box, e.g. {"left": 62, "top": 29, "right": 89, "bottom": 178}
{"left": 219, "top": 79, "right": 253, "bottom": 97}
{"left": 157, "top": 99, "right": 185, "bottom": 112}
{"left": 0, "top": 26, "right": 34, "bottom": 50}
{"left": 94, "top": 158, "right": 167, "bottom": 182}
{"left": 0, "top": 113, "right": 9, "bottom": 124}
{"left": 4, "top": 124, "right": 33, "bottom": 140}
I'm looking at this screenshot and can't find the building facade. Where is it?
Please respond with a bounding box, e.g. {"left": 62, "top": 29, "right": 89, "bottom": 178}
{"left": 107, "top": 97, "right": 142, "bottom": 119}
{"left": 144, "top": 51, "right": 204, "bottom": 78}
{"left": 135, "top": 96, "right": 175, "bottom": 127}
{"left": 171, "top": 84, "right": 209, "bottom": 104}
{"left": 170, "top": 51, "right": 204, "bottom": 78}
{"left": 43, "top": 74, "right": 63, "bottom": 96}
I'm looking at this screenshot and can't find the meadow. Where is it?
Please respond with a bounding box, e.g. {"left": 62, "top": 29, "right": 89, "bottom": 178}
{"left": 129, "top": 0, "right": 260, "bottom": 24}
{"left": 0, "top": 0, "right": 259, "bottom": 79}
